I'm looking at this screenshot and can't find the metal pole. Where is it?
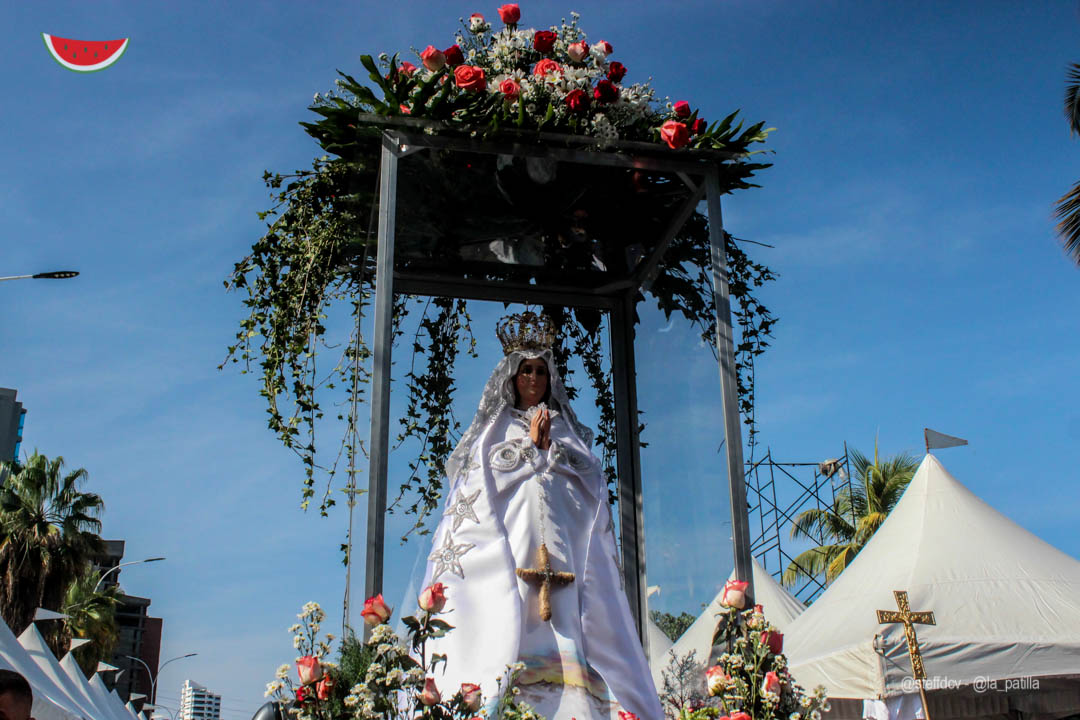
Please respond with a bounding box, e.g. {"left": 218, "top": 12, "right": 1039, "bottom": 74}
{"left": 705, "top": 169, "right": 755, "bottom": 604}
{"left": 363, "top": 134, "right": 399, "bottom": 624}
{"left": 609, "top": 293, "right": 648, "bottom": 649}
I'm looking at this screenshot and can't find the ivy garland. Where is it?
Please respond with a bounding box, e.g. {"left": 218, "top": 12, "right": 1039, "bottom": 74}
{"left": 224, "top": 43, "right": 778, "bottom": 538}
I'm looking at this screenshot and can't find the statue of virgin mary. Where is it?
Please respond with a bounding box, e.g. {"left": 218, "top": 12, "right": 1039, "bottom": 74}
{"left": 419, "top": 312, "right": 662, "bottom": 720}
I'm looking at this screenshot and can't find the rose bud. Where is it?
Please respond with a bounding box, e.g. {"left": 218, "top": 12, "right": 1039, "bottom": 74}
{"left": 420, "top": 45, "right": 446, "bottom": 72}
{"left": 720, "top": 579, "right": 749, "bottom": 609}
{"left": 731, "top": 713, "right": 752, "bottom": 720}
{"left": 419, "top": 582, "right": 448, "bottom": 613}
{"left": 567, "top": 41, "right": 589, "bottom": 62}
{"left": 295, "top": 656, "right": 323, "bottom": 685}
{"left": 398, "top": 61, "right": 417, "bottom": 77}
{"left": 469, "top": 13, "right": 486, "bottom": 31}
{"left": 399, "top": 103, "right": 411, "bottom": 115}
{"left": 762, "top": 629, "right": 784, "bottom": 655}
{"left": 673, "top": 100, "right": 692, "bottom": 118}
{"left": 360, "top": 593, "right": 392, "bottom": 626}
{"left": 499, "top": 77, "right": 521, "bottom": 100}
{"left": 533, "top": 30, "right": 557, "bottom": 53}
{"left": 420, "top": 677, "right": 441, "bottom": 706}
{"left": 497, "top": 3, "right": 520, "bottom": 24}
{"left": 705, "top": 665, "right": 729, "bottom": 696}
{"left": 617, "top": 712, "right": 641, "bottom": 720}
{"left": 454, "top": 65, "right": 487, "bottom": 91}
{"left": 460, "top": 683, "right": 482, "bottom": 712}
{"left": 593, "top": 79, "right": 619, "bottom": 104}
{"left": 762, "top": 670, "right": 781, "bottom": 695}
{"left": 565, "top": 88, "right": 590, "bottom": 113}
{"left": 606, "top": 61, "right": 627, "bottom": 83}
{"left": 533, "top": 58, "right": 562, "bottom": 78}
{"left": 316, "top": 676, "right": 335, "bottom": 701}
{"left": 594, "top": 40, "right": 613, "bottom": 56}
{"left": 443, "top": 44, "right": 465, "bottom": 66}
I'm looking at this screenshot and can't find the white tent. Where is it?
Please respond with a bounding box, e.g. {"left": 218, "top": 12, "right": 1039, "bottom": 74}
{"left": 785, "top": 454, "right": 1080, "bottom": 720}
{"left": 59, "top": 653, "right": 116, "bottom": 720}
{"left": 88, "top": 673, "right": 133, "bottom": 720}
{"left": 650, "top": 558, "right": 806, "bottom": 689}
{"left": 18, "top": 625, "right": 104, "bottom": 720}
{"left": 0, "top": 619, "right": 84, "bottom": 720}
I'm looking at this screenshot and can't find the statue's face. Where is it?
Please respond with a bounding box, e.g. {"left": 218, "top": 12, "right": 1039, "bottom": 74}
{"left": 514, "top": 357, "right": 549, "bottom": 409}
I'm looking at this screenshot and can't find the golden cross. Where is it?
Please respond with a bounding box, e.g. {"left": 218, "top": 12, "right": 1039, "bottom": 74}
{"left": 516, "top": 543, "right": 575, "bottom": 621}
{"left": 876, "top": 590, "right": 936, "bottom": 680}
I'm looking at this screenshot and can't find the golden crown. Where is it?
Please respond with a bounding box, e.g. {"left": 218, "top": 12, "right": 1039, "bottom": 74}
{"left": 496, "top": 312, "right": 556, "bottom": 355}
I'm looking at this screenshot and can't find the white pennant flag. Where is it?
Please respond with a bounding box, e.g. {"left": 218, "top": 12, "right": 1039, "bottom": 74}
{"left": 70, "top": 638, "right": 92, "bottom": 650}
{"left": 925, "top": 428, "right": 968, "bottom": 451}
{"left": 34, "top": 608, "right": 68, "bottom": 621}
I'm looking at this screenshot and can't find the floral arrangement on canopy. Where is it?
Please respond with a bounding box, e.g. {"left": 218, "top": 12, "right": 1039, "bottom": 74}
{"left": 313, "top": 3, "right": 768, "bottom": 153}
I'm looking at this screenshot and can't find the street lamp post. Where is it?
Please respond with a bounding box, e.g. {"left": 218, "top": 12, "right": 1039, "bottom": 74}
{"left": 0, "top": 270, "right": 79, "bottom": 282}
{"left": 125, "top": 653, "right": 197, "bottom": 706}
{"left": 95, "top": 558, "right": 166, "bottom": 593}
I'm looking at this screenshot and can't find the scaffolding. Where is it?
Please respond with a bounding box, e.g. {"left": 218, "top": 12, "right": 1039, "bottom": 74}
{"left": 745, "top": 445, "right": 854, "bottom": 604}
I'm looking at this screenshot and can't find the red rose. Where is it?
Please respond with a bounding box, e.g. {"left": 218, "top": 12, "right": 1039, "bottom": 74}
{"left": 565, "top": 89, "right": 590, "bottom": 113}
{"left": 673, "top": 100, "right": 691, "bottom": 118}
{"left": 567, "top": 41, "right": 589, "bottom": 62}
{"left": 762, "top": 629, "right": 784, "bottom": 655}
{"left": 399, "top": 61, "right": 417, "bottom": 77}
{"left": 295, "top": 656, "right": 322, "bottom": 685}
{"left": 399, "top": 103, "right": 411, "bottom": 115}
{"left": 606, "top": 61, "right": 627, "bottom": 83}
{"left": 593, "top": 79, "right": 619, "bottom": 103}
{"left": 762, "top": 671, "right": 781, "bottom": 695}
{"left": 499, "top": 77, "right": 521, "bottom": 99}
{"left": 420, "top": 45, "right": 445, "bottom": 72}
{"left": 360, "top": 593, "right": 392, "bottom": 626}
{"left": 533, "top": 30, "right": 557, "bottom": 53}
{"left": 454, "top": 65, "right": 487, "bottom": 91}
{"left": 443, "top": 44, "right": 464, "bottom": 66}
{"left": 618, "top": 713, "right": 641, "bottom": 720}
{"left": 295, "top": 687, "right": 309, "bottom": 703}
{"left": 497, "top": 3, "right": 520, "bottom": 23}
{"left": 691, "top": 117, "right": 707, "bottom": 134}
{"left": 316, "top": 677, "right": 335, "bottom": 701}
{"left": 460, "top": 683, "right": 482, "bottom": 712}
{"left": 731, "top": 713, "right": 752, "bottom": 720}
{"left": 595, "top": 40, "right": 613, "bottom": 56}
{"left": 418, "top": 582, "right": 448, "bottom": 612}
{"left": 533, "top": 58, "right": 562, "bottom": 78}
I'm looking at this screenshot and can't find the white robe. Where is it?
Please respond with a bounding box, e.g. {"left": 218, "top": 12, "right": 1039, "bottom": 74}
{"left": 420, "top": 351, "right": 662, "bottom": 720}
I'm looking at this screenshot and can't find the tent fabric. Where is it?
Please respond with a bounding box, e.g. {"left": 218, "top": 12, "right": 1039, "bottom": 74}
{"left": 60, "top": 653, "right": 116, "bottom": 720}
{"left": 650, "top": 558, "right": 806, "bottom": 690}
{"left": 0, "top": 619, "right": 85, "bottom": 720}
{"left": 88, "top": 673, "right": 133, "bottom": 720}
{"left": 18, "top": 625, "right": 104, "bottom": 720}
{"left": 784, "top": 454, "right": 1080, "bottom": 714}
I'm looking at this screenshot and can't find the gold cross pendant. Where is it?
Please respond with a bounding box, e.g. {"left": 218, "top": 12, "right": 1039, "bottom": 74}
{"left": 516, "top": 543, "right": 575, "bottom": 621}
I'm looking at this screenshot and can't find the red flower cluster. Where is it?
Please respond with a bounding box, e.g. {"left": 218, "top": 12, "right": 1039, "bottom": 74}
{"left": 533, "top": 30, "right": 556, "bottom": 53}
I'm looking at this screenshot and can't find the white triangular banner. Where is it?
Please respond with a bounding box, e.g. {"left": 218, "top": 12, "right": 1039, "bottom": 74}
{"left": 925, "top": 428, "right": 967, "bottom": 450}
{"left": 70, "top": 637, "right": 92, "bottom": 650}
{"left": 97, "top": 661, "right": 119, "bottom": 672}
{"left": 34, "top": 607, "right": 69, "bottom": 621}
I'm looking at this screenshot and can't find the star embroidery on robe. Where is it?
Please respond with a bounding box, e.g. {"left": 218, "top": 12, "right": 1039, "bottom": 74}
{"left": 445, "top": 489, "right": 481, "bottom": 531}
{"left": 430, "top": 535, "right": 475, "bottom": 580}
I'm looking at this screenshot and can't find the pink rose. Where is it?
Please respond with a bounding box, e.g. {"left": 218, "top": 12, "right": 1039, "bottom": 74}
{"left": 460, "top": 683, "right": 482, "bottom": 712}
{"left": 316, "top": 676, "right": 335, "bottom": 701}
{"left": 443, "top": 44, "right": 465, "bottom": 66}
{"left": 499, "top": 77, "right": 521, "bottom": 99}
{"left": 360, "top": 593, "right": 392, "bottom": 626}
{"left": 595, "top": 40, "right": 613, "bottom": 56}
{"left": 454, "top": 65, "right": 487, "bottom": 91}
{"left": 565, "top": 88, "right": 590, "bottom": 113}
{"left": 399, "top": 61, "right": 417, "bottom": 77}
{"left": 497, "top": 3, "right": 520, "bottom": 24}
{"left": 593, "top": 79, "right": 619, "bottom": 103}
{"left": 673, "top": 100, "right": 691, "bottom": 118}
{"left": 731, "top": 713, "right": 752, "bottom": 720}
{"left": 420, "top": 45, "right": 446, "bottom": 72}
{"left": 705, "top": 665, "right": 729, "bottom": 696}
{"left": 606, "top": 61, "right": 627, "bottom": 83}
{"left": 567, "top": 41, "right": 589, "bottom": 62}
{"left": 295, "top": 656, "right": 322, "bottom": 685}
{"left": 533, "top": 30, "right": 557, "bottom": 53}
{"left": 762, "top": 629, "right": 784, "bottom": 655}
{"left": 533, "top": 58, "right": 562, "bottom": 78}
{"left": 421, "top": 677, "right": 441, "bottom": 706}
{"left": 762, "top": 670, "right": 781, "bottom": 695}
{"left": 469, "top": 13, "right": 486, "bottom": 31}
{"left": 720, "top": 579, "right": 748, "bottom": 608}
{"left": 418, "top": 582, "right": 448, "bottom": 612}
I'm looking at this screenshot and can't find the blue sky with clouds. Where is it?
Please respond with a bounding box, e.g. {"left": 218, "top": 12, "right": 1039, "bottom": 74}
{"left": 5, "top": 0, "right": 1080, "bottom": 716}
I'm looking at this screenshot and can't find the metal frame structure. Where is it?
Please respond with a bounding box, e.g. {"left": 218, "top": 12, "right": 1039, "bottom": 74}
{"left": 361, "top": 125, "right": 756, "bottom": 642}
{"left": 746, "top": 446, "right": 854, "bottom": 603}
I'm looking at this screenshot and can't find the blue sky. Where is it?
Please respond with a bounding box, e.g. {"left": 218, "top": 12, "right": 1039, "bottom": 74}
{"left": 5, "top": 1, "right": 1080, "bottom": 717}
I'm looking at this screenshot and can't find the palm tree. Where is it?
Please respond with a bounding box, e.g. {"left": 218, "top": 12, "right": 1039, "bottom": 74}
{"left": 0, "top": 452, "right": 105, "bottom": 637}
{"left": 1055, "top": 62, "right": 1080, "bottom": 265}
{"left": 61, "top": 568, "right": 120, "bottom": 676}
{"left": 782, "top": 443, "right": 919, "bottom": 588}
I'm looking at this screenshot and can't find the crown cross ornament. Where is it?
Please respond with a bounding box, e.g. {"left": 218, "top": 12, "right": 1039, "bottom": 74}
{"left": 496, "top": 312, "right": 556, "bottom": 355}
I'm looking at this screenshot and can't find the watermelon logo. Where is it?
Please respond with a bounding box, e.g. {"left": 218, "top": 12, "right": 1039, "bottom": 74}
{"left": 42, "top": 33, "right": 128, "bottom": 72}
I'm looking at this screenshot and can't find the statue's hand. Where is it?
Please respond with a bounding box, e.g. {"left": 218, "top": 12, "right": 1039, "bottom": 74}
{"left": 530, "top": 408, "right": 551, "bottom": 450}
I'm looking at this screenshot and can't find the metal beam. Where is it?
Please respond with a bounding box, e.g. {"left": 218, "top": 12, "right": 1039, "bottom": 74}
{"left": 629, "top": 182, "right": 706, "bottom": 295}
{"left": 609, "top": 293, "right": 648, "bottom": 651}
{"left": 705, "top": 169, "right": 755, "bottom": 605}
{"left": 393, "top": 273, "right": 618, "bottom": 310}
{"left": 363, "top": 134, "right": 399, "bottom": 625}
